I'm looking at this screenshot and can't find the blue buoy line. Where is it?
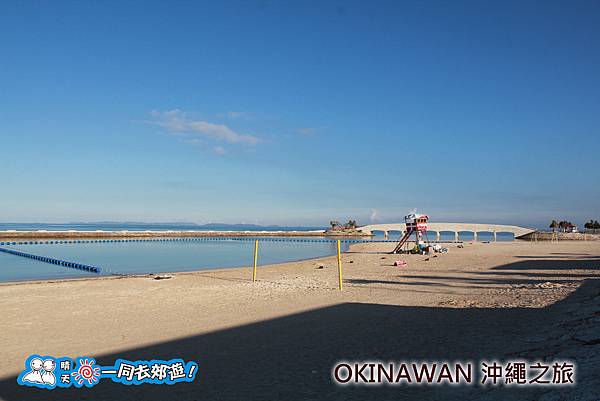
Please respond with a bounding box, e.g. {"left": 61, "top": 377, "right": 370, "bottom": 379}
{"left": 0, "top": 247, "right": 101, "bottom": 273}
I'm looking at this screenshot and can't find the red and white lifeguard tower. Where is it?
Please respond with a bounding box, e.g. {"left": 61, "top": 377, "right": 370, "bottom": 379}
{"left": 391, "top": 213, "right": 430, "bottom": 253}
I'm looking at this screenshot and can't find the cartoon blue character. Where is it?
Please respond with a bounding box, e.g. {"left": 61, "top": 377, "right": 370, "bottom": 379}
{"left": 18, "top": 355, "right": 57, "bottom": 388}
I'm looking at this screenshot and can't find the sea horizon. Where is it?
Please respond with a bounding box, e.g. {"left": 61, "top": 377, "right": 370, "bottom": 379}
{"left": 0, "top": 222, "right": 327, "bottom": 232}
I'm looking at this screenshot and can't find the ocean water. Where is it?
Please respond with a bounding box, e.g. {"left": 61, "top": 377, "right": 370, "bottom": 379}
{"left": 0, "top": 232, "right": 514, "bottom": 282}
{"left": 0, "top": 237, "right": 343, "bottom": 282}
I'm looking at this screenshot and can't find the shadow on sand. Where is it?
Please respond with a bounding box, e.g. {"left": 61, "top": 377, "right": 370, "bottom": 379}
{"left": 1, "top": 264, "right": 599, "bottom": 401}
{"left": 349, "top": 258, "right": 600, "bottom": 290}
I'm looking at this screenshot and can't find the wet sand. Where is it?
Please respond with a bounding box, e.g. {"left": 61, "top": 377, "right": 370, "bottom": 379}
{"left": 1, "top": 241, "right": 599, "bottom": 400}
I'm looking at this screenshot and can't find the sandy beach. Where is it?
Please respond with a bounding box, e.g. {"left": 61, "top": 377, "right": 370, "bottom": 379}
{"left": 1, "top": 240, "right": 599, "bottom": 400}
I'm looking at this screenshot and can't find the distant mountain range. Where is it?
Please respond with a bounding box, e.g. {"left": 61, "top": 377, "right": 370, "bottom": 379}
{"left": 0, "top": 222, "right": 326, "bottom": 232}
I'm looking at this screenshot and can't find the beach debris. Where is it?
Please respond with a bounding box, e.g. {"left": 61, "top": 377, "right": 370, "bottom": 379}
{"left": 457, "top": 244, "right": 464, "bottom": 248}
{"left": 380, "top": 257, "right": 387, "bottom": 260}
{"left": 349, "top": 260, "right": 354, "bottom": 263}
{"left": 153, "top": 275, "right": 172, "bottom": 280}
{"left": 409, "top": 245, "right": 421, "bottom": 254}
{"left": 424, "top": 258, "right": 430, "bottom": 261}
{"left": 429, "top": 243, "right": 448, "bottom": 253}
{"left": 439, "top": 299, "right": 479, "bottom": 308}
{"left": 317, "top": 265, "right": 325, "bottom": 269}
{"left": 394, "top": 260, "right": 407, "bottom": 267}
{"left": 535, "top": 281, "right": 565, "bottom": 289}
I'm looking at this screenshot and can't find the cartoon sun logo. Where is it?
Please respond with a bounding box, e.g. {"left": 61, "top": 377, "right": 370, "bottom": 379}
{"left": 72, "top": 358, "right": 101, "bottom": 386}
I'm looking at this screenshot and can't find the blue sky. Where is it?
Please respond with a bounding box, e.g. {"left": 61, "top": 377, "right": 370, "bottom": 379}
{"left": 1, "top": 0, "right": 599, "bottom": 228}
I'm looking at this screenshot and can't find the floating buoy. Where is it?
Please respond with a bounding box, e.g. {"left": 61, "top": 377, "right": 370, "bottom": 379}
{"left": 0, "top": 247, "right": 101, "bottom": 274}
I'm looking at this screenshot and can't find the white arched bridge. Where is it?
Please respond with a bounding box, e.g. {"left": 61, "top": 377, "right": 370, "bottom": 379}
{"left": 358, "top": 223, "right": 535, "bottom": 241}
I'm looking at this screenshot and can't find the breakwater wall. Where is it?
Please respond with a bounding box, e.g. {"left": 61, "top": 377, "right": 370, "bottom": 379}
{"left": 520, "top": 232, "right": 600, "bottom": 241}
{"left": 0, "top": 230, "right": 369, "bottom": 240}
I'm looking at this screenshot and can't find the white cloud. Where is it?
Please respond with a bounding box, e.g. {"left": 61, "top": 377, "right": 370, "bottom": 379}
{"left": 217, "top": 111, "right": 255, "bottom": 120}
{"left": 213, "top": 146, "right": 226, "bottom": 156}
{"left": 149, "top": 109, "right": 260, "bottom": 145}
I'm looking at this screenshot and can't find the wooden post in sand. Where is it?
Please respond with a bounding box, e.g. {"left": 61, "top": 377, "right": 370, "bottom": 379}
{"left": 337, "top": 240, "right": 343, "bottom": 290}
{"left": 252, "top": 239, "right": 259, "bottom": 282}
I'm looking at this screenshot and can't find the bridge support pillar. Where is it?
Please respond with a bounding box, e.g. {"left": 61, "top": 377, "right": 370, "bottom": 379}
{"left": 435, "top": 232, "right": 440, "bottom": 241}
{"left": 473, "top": 232, "right": 477, "bottom": 242}
{"left": 454, "top": 232, "right": 459, "bottom": 242}
{"left": 493, "top": 231, "right": 497, "bottom": 242}
{"left": 384, "top": 231, "right": 388, "bottom": 239}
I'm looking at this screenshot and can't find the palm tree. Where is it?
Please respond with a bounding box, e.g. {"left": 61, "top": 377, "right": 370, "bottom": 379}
{"left": 550, "top": 220, "right": 558, "bottom": 232}
{"left": 345, "top": 220, "right": 357, "bottom": 229}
